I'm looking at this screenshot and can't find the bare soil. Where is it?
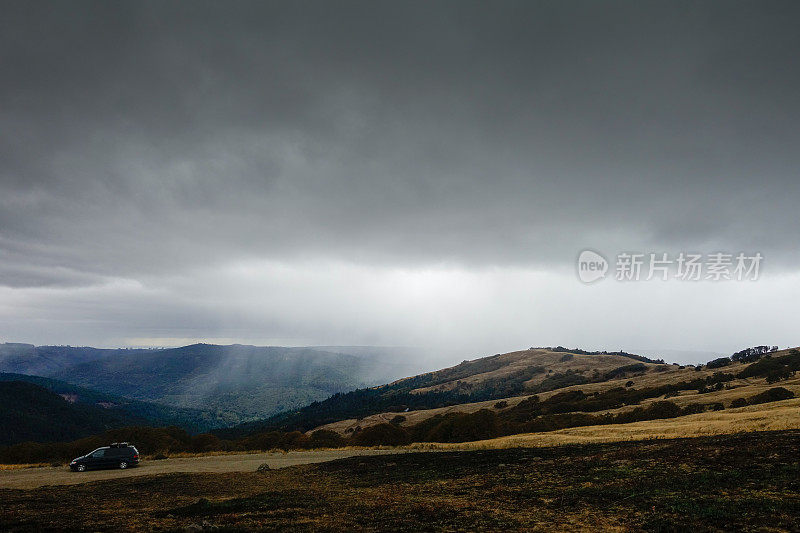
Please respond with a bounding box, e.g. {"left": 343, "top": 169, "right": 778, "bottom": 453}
{"left": 1, "top": 431, "right": 798, "bottom": 532}
{"left": 0, "top": 448, "right": 403, "bottom": 490}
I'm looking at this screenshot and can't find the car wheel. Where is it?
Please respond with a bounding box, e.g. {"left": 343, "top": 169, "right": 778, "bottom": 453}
{"left": 77, "top": 464, "right": 86, "bottom": 472}
{"left": 119, "top": 461, "right": 128, "bottom": 469}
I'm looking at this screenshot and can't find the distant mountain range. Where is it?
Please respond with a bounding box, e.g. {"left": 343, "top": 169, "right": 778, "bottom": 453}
{"left": 0, "top": 343, "right": 153, "bottom": 376}
{"left": 0, "top": 342, "right": 430, "bottom": 425}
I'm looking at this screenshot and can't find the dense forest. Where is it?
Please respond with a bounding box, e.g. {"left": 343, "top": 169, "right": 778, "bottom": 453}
{"left": 0, "top": 373, "right": 229, "bottom": 433}
{"left": 0, "top": 381, "right": 146, "bottom": 446}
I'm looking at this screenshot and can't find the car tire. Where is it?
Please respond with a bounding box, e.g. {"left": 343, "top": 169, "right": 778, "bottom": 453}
{"left": 119, "top": 461, "right": 128, "bottom": 469}
{"left": 77, "top": 464, "right": 86, "bottom": 472}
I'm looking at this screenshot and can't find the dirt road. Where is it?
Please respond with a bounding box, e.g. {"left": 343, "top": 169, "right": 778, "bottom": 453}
{"left": 0, "top": 449, "right": 404, "bottom": 490}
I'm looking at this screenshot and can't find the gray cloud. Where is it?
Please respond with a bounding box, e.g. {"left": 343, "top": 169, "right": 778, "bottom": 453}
{"left": 1, "top": 1, "right": 799, "bottom": 352}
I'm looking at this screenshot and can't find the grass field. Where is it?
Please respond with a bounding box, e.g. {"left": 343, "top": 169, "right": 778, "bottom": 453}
{"left": 315, "top": 354, "right": 800, "bottom": 436}
{"left": 1, "top": 430, "right": 798, "bottom": 531}
{"left": 411, "top": 397, "right": 800, "bottom": 450}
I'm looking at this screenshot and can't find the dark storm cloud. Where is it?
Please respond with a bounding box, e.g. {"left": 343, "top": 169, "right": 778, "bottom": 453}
{"left": 2, "top": 0, "right": 800, "bottom": 288}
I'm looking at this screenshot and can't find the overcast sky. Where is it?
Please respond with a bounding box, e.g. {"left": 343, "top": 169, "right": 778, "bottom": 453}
{"left": 1, "top": 1, "right": 799, "bottom": 362}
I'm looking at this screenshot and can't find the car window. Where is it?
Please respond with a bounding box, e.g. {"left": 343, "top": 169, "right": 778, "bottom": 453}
{"left": 91, "top": 449, "right": 105, "bottom": 458}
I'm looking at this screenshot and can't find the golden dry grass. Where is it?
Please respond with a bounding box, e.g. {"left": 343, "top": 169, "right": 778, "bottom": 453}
{"left": 5, "top": 399, "right": 796, "bottom": 473}
{"left": 409, "top": 349, "right": 650, "bottom": 394}
{"left": 315, "top": 349, "right": 799, "bottom": 435}
{"left": 0, "top": 463, "right": 50, "bottom": 470}
{"left": 409, "top": 397, "right": 800, "bottom": 450}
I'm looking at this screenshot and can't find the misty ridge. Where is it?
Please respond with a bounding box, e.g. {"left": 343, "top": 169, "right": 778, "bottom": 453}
{"left": 0, "top": 342, "right": 436, "bottom": 424}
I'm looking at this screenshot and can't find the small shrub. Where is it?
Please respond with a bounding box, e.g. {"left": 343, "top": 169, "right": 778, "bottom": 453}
{"left": 309, "top": 429, "right": 345, "bottom": 448}
{"left": 625, "top": 380, "right": 634, "bottom": 387}
{"left": 730, "top": 398, "right": 748, "bottom": 408}
{"left": 153, "top": 453, "right": 168, "bottom": 460}
{"left": 748, "top": 387, "right": 795, "bottom": 405}
{"left": 605, "top": 363, "right": 647, "bottom": 380}
{"left": 766, "top": 370, "right": 792, "bottom": 383}
{"left": 682, "top": 403, "right": 705, "bottom": 415}
{"left": 256, "top": 463, "right": 271, "bottom": 473}
{"left": 493, "top": 401, "right": 508, "bottom": 409}
{"left": 351, "top": 423, "right": 409, "bottom": 446}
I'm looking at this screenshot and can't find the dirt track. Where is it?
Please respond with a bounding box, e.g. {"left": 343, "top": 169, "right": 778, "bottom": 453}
{"left": 0, "top": 449, "right": 404, "bottom": 490}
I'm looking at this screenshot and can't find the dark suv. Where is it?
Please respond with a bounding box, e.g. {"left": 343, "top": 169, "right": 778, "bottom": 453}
{"left": 69, "top": 442, "right": 140, "bottom": 471}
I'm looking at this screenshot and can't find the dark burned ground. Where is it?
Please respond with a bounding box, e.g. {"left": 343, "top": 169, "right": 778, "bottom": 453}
{"left": 2, "top": 431, "right": 799, "bottom": 532}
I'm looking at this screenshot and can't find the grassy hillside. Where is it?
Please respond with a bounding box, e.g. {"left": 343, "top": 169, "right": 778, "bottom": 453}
{"left": 313, "top": 348, "right": 800, "bottom": 439}
{"left": 418, "top": 397, "right": 800, "bottom": 450}
{"left": 215, "top": 348, "right": 671, "bottom": 438}
{"left": 52, "top": 344, "right": 396, "bottom": 423}
{"left": 0, "top": 381, "right": 146, "bottom": 446}
{"left": 219, "top": 346, "right": 798, "bottom": 441}
{"left": 0, "top": 373, "right": 232, "bottom": 432}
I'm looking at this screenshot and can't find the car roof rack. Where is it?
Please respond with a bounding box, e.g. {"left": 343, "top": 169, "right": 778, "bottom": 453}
{"left": 109, "top": 442, "right": 130, "bottom": 448}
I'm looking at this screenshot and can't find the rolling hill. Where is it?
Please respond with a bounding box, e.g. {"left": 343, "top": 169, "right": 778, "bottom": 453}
{"left": 217, "top": 346, "right": 799, "bottom": 442}
{"left": 305, "top": 347, "right": 800, "bottom": 444}
{"left": 215, "top": 347, "right": 669, "bottom": 438}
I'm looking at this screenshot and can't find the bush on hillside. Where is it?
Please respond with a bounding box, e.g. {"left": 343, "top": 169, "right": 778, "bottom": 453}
{"left": 309, "top": 429, "right": 345, "bottom": 448}
{"left": 731, "top": 346, "right": 779, "bottom": 363}
{"left": 351, "top": 423, "right": 409, "bottom": 446}
{"left": 706, "top": 357, "right": 732, "bottom": 369}
{"left": 738, "top": 350, "right": 800, "bottom": 380}
{"left": 747, "top": 387, "right": 795, "bottom": 405}
{"left": 605, "top": 363, "right": 647, "bottom": 380}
